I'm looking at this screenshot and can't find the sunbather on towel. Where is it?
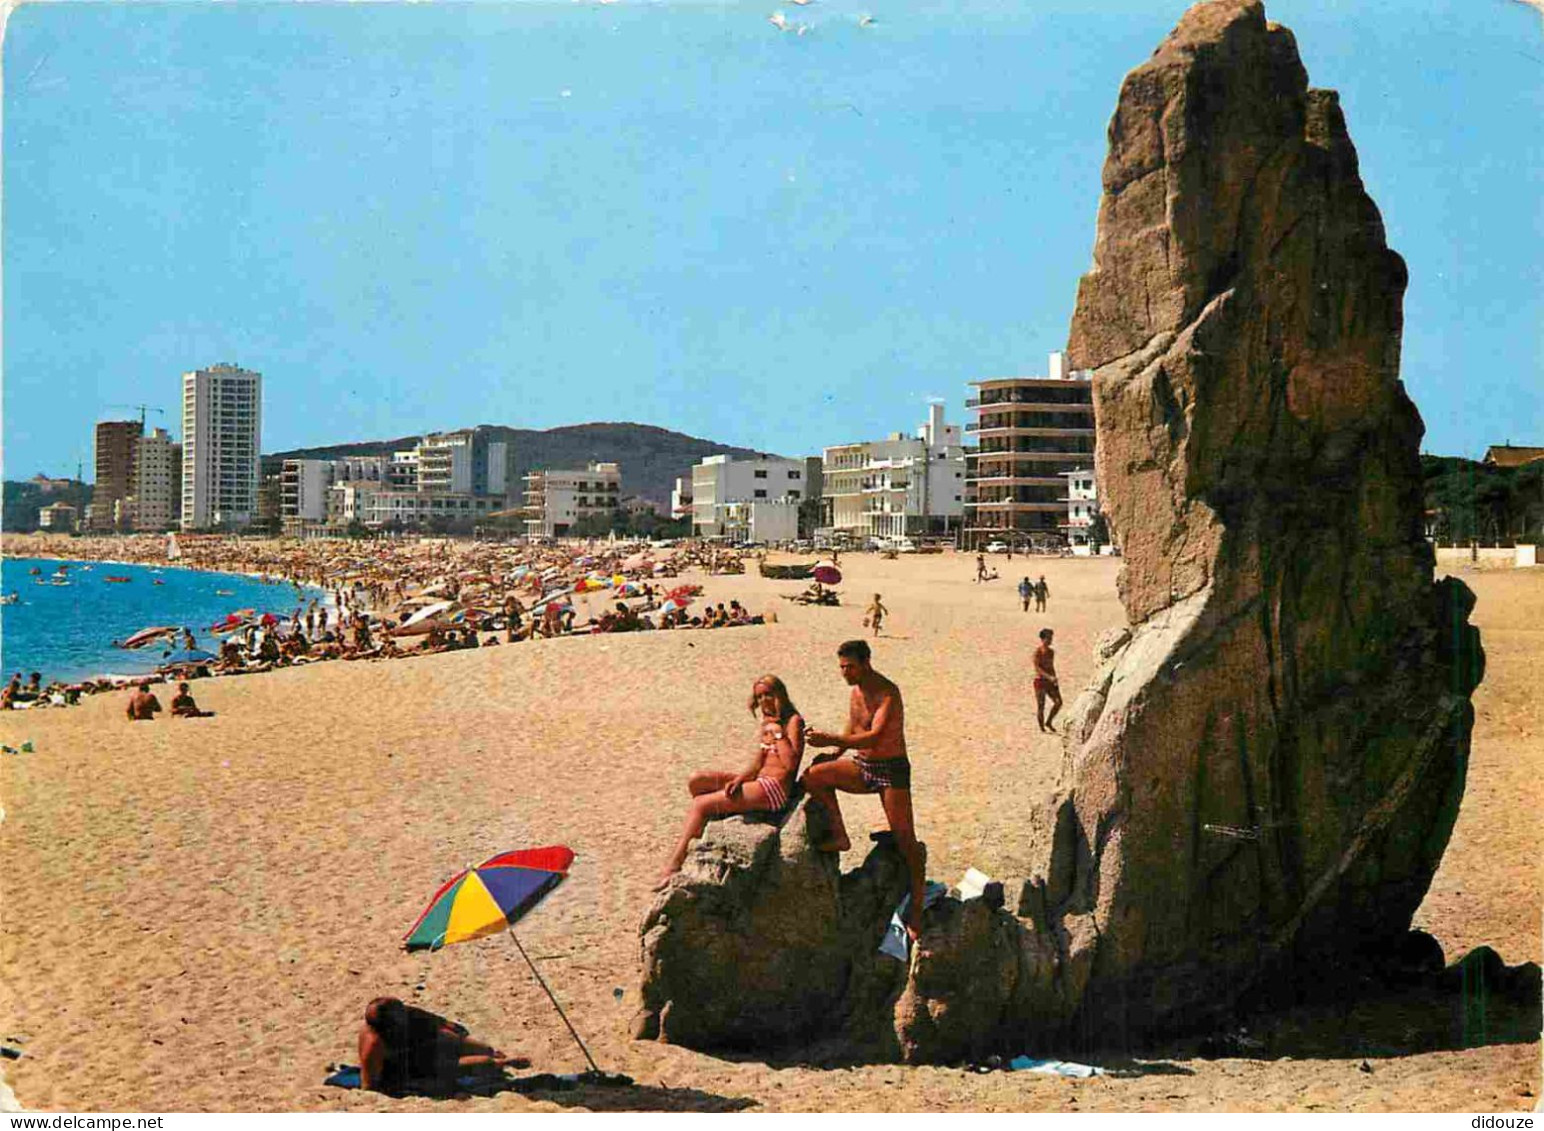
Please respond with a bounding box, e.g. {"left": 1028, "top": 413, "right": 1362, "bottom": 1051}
{"left": 359, "top": 997, "right": 528, "bottom": 1096}
{"left": 655, "top": 675, "right": 806, "bottom": 889}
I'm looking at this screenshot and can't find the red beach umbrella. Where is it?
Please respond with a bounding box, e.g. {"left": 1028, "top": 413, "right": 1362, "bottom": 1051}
{"left": 813, "top": 566, "right": 842, "bottom": 585}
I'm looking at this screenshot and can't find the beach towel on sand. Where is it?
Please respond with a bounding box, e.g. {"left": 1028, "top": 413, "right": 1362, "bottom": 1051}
{"left": 324, "top": 1065, "right": 633, "bottom": 1096}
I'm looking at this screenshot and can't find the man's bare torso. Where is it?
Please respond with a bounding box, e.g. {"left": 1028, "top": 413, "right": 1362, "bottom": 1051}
{"left": 852, "top": 677, "right": 906, "bottom": 761}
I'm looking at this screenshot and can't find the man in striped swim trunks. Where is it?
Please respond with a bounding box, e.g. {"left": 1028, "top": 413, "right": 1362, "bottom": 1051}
{"left": 804, "top": 639, "right": 927, "bottom": 940}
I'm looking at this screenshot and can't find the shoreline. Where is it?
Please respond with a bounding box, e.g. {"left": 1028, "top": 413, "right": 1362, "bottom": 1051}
{"left": 2, "top": 555, "right": 331, "bottom": 688}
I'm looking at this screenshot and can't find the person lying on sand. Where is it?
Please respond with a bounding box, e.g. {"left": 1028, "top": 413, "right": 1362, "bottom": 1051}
{"left": 655, "top": 675, "right": 806, "bottom": 889}
{"left": 126, "top": 682, "right": 162, "bottom": 721}
{"left": 358, "top": 997, "right": 528, "bottom": 1096}
{"left": 169, "top": 682, "right": 214, "bottom": 718}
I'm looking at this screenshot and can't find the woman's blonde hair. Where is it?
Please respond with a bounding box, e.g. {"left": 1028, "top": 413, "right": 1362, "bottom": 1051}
{"left": 748, "top": 674, "right": 798, "bottom": 722}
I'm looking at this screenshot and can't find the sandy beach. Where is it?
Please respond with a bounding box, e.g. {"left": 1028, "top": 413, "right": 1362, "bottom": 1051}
{"left": 1, "top": 548, "right": 1538, "bottom": 1112}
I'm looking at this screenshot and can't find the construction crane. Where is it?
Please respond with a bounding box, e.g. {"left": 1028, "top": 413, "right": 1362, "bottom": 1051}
{"left": 106, "top": 404, "right": 167, "bottom": 430}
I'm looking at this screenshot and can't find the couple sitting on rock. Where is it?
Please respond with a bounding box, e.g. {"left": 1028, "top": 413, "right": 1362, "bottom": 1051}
{"left": 654, "top": 639, "right": 927, "bottom": 939}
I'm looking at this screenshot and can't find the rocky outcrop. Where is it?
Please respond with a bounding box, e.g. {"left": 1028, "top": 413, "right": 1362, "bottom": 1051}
{"left": 1035, "top": 0, "right": 1483, "bottom": 1034}
{"left": 634, "top": 0, "right": 1482, "bottom": 1060}
{"left": 632, "top": 797, "right": 911, "bottom": 1056}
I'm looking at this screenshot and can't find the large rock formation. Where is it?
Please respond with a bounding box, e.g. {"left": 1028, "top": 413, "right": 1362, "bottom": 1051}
{"left": 1036, "top": 0, "right": 1482, "bottom": 1035}
{"left": 634, "top": 0, "right": 1482, "bottom": 1061}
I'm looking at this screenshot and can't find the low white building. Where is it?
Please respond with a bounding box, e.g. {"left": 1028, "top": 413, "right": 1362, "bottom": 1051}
{"left": 691, "top": 454, "right": 814, "bottom": 537}
{"left": 1060, "top": 467, "right": 1101, "bottom": 553}
{"left": 670, "top": 476, "right": 693, "bottom": 521}
{"left": 38, "top": 502, "right": 78, "bottom": 532}
{"left": 720, "top": 498, "right": 800, "bottom": 544}
{"left": 523, "top": 462, "right": 621, "bottom": 538}
{"left": 358, "top": 490, "right": 503, "bottom": 530}
{"left": 823, "top": 403, "right": 966, "bottom": 541}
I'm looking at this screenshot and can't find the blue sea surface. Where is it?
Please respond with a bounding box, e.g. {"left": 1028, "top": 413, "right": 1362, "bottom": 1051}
{"left": 0, "top": 558, "right": 327, "bottom": 683}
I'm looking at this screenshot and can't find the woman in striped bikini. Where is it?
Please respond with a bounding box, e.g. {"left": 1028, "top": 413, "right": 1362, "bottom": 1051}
{"left": 654, "top": 675, "right": 806, "bottom": 890}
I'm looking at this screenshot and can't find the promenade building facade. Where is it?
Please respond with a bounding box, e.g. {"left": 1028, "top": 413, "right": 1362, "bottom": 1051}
{"left": 822, "top": 403, "right": 966, "bottom": 542}
{"left": 522, "top": 462, "right": 622, "bottom": 538}
{"left": 964, "top": 351, "right": 1094, "bottom": 547}
{"left": 691, "top": 455, "right": 817, "bottom": 538}
{"left": 181, "top": 363, "right": 262, "bottom": 530}
{"left": 281, "top": 456, "right": 390, "bottom": 532}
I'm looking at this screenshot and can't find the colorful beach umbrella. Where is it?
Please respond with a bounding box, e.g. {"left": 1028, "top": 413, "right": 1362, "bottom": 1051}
{"left": 402, "top": 846, "right": 600, "bottom": 1074}
{"left": 813, "top": 565, "right": 842, "bottom": 585}
{"left": 403, "top": 846, "right": 574, "bottom": 952}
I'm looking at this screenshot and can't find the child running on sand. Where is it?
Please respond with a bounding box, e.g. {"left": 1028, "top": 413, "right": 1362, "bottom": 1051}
{"left": 864, "top": 594, "right": 888, "bottom": 637}
{"left": 655, "top": 675, "right": 805, "bottom": 889}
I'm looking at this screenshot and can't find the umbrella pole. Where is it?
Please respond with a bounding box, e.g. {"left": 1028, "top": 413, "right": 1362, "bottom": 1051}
{"left": 506, "top": 929, "right": 602, "bottom": 1076}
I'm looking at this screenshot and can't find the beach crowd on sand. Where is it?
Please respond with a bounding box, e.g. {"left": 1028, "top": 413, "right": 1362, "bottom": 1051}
{"left": 0, "top": 533, "right": 775, "bottom": 714}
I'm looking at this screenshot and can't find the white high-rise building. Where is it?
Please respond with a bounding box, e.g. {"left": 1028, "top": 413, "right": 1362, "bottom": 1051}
{"left": 181, "top": 363, "right": 262, "bottom": 530}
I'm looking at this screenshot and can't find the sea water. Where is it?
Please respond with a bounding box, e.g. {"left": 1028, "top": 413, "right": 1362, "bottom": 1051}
{"left": 0, "top": 558, "right": 327, "bottom": 683}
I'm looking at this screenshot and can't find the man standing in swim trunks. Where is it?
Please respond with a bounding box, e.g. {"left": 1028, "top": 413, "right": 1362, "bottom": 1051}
{"left": 1033, "top": 627, "right": 1062, "bottom": 732}
{"left": 803, "top": 640, "right": 926, "bottom": 939}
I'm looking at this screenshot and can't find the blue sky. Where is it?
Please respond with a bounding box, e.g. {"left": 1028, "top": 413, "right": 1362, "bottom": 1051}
{"left": 3, "top": 0, "right": 1540, "bottom": 479}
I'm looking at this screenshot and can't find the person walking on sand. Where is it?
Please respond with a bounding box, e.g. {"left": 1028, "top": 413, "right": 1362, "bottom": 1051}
{"left": 975, "top": 553, "right": 988, "bottom": 583}
{"left": 803, "top": 640, "right": 926, "bottom": 940}
{"left": 655, "top": 675, "right": 806, "bottom": 888}
{"left": 1033, "top": 628, "right": 1062, "bottom": 733}
{"left": 126, "top": 681, "right": 162, "bottom": 721}
{"left": 1034, "top": 574, "right": 1050, "bottom": 612}
{"left": 1018, "top": 576, "right": 1033, "bottom": 613}
{"left": 864, "top": 593, "right": 888, "bottom": 637}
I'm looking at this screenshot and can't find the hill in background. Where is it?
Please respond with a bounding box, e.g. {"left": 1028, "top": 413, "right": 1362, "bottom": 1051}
{"left": 263, "top": 421, "right": 785, "bottom": 508}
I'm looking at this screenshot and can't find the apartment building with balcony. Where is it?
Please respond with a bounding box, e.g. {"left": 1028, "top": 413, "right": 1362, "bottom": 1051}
{"left": 964, "top": 351, "right": 1094, "bottom": 547}
{"left": 90, "top": 420, "right": 141, "bottom": 532}
{"left": 1060, "top": 466, "right": 1103, "bottom": 553}
{"left": 522, "top": 462, "right": 621, "bottom": 538}
{"left": 281, "top": 456, "right": 390, "bottom": 531}
{"left": 691, "top": 455, "right": 817, "bottom": 537}
{"left": 822, "top": 403, "right": 966, "bottom": 542}
{"left": 126, "top": 427, "right": 181, "bottom": 531}
{"left": 417, "top": 430, "right": 514, "bottom": 501}
{"left": 180, "top": 363, "right": 262, "bottom": 530}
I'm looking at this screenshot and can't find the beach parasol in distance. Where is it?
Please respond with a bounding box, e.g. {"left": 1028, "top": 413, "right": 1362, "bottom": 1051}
{"left": 120, "top": 625, "right": 180, "bottom": 650}
{"left": 813, "top": 565, "right": 842, "bottom": 585}
{"left": 403, "top": 846, "right": 600, "bottom": 1074}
